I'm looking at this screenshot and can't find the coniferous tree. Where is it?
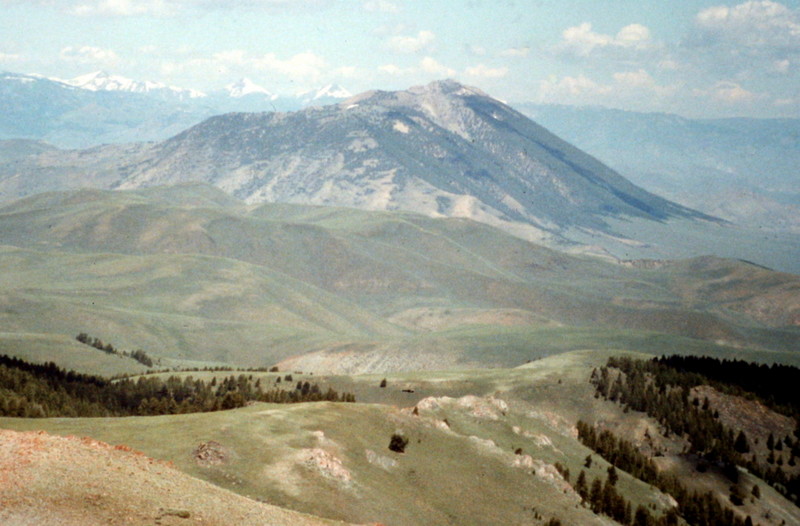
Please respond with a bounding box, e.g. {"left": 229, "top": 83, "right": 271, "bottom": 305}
{"left": 575, "top": 470, "right": 588, "bottom": 501}
{"left": 734, "top": 430, "right": 750, "bottom": 453}
{"left": 606, "top": 465, "right": 618, "bottom": 486}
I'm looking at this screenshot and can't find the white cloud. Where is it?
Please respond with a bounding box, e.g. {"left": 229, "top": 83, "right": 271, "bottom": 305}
{"left": 378, "top": 63, "right": 408, "bottom": 76}
{"left": 539, "top": 74, "right": 613, "bottom": 99}
{"left": 419, "top": 56, "right": 455, "bottom": 77}
{"left": 11, "top": 0, "right": 331, "bottom": 16}
{"left": 388, "top": 30, "right": 435, "bottom": 53}
{"left": 70, "top": 0, "right": 174, "bottom": 16}
{"left": 657, "top": 59, "right": 680, "bottom": 71}
{"left": 464, "top": 64, "right": 508, "bottom": 79}
{"left": 692, "top": 1, "right": 800, "bottom": 51}
{"left": 160, "top": 49, "right": 331, "bottom": 87}
{"left": 59, "top": 45, "right": 120, "bottom": 65}
{"left": 499, "top": 47, "right": 530, "bottom": 57}
{"left": 334, "top": 65, "right": 359, "bottom": 79}
{"left": 684, "top": 1, "right": 800, "bottom": 81}
{"left": 468, "top": 44, "right": 487, "bottom": 56}
{"left": 255, "top": 51, "right": 326, "bottom": 81}
{"left": 538, "top": 70, "right": 679, "bottom": 108}
{"left": 363, "top": 0, "right": 399, "bottom": 13}
{"left": 377, "top": 57, "right": 455, "bottom": 79}
{"left": 693, "top": 81, "right": 759, "bottom": 104}
{"left": 773, "top": 58, "right": 791, "bottom": 73}
{"left": 0, "top": 52, "right": 22, "bottom": 63}
{"left": 612, "top": 69, "right": 677, "bottom": 97}
{"left": 557, "top": 22, "right": 654, "bottom": 57}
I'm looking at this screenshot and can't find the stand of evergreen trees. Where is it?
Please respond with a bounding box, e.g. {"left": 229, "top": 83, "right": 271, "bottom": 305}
{"left": 592, "top": 355, "right": 799, "bottom": 506}
{"left": 576, "top": 421, "right": 752, "bottom": 526}
{"left": 654, "top": 355, "right": 799, "bottom": 420}
{"left": 0, "top": 354, "right": 354, "bottom": 418}
{"left": 76, "top": 333, "right": 154, "bottom": 367}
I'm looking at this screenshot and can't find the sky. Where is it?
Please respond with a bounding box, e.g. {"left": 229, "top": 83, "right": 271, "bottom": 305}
{"left": 1, "top": 0, "right": 800, "bottom": 118}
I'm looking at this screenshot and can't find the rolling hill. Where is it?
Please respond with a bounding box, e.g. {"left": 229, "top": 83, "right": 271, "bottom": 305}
{"left": 0, "top": 184, "right": 796, "bottom": 373}
{"left": 3, "top": 351, "right": 798, "bottom": 525}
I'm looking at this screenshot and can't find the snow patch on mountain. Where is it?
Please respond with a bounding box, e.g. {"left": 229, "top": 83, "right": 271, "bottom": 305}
{"left": 299, "top": 84, "right": 352, "bottom": 105}
{"left": 225, "top": 78, "right": 275, "bottom": 99}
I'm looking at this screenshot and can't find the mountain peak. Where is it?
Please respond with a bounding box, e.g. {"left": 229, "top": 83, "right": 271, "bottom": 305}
{"left": 313, "top": 84, "right": 352, "bottom": 100}
{"left": 225, "top": 78, "right": 274, "bottom": 99}
{"left": 298, "top": 84, "right": 352, "bottom": 105}
{"left": 410, "top": 79, "right": 488, "bottom": 98}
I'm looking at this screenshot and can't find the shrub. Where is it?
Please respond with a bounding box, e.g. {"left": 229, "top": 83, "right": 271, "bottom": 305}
{"left": 388, "top": 433, "right": 408, "bottom": 453}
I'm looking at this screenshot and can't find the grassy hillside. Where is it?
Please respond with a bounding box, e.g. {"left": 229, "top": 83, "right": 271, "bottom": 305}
{"left": 0, "top": 185, "right": 797, "bottom": 372}
{"left": 0, "top": 428, "right": 350, "bottom": 526}
{"left": 4, "top": 351, "right": 798, "bottom": 525}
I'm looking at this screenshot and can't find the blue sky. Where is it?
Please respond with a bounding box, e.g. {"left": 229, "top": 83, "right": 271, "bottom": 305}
{"left": 2, "top": 0, "right": 800, "bottom": 117}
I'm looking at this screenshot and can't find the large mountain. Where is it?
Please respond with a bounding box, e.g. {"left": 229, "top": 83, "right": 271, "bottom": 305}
{"left": 115, "top": 80, "right": 700, "bottom": 237}
{"left": 0, "top": 80, "right": 702, "bottom": 235}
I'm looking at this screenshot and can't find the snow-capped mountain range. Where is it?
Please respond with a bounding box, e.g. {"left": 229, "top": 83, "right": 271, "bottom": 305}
{"left": 53, "top": 70, "right": 348, "bottom": 105}
{"left": 0, "top": 70, "right": 353, "bottom": 147}
{"left": 61, "top": 71, "right": 207, "bottom": 100}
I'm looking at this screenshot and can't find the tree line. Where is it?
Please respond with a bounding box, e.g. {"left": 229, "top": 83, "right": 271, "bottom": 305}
{"left": 76, "top": 333, "right": 155, "bottom": 368}
{"left": 592, "top": 355, "right": 799, "bottom": 506}
{"left": 576, "top": 420, "right": 755, "bottom": 526}
{"left": 0, "top": 353, "right": 354, "bottom": 418}
{"left": 654, "top": 355, "right": 799, "bottom": 420}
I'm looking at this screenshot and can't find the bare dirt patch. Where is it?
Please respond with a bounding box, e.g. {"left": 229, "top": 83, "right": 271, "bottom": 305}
{"left": 193, "top": 440, "right": 230, "bottom": 466}
{"left": 0, "top": 428, "right": 350, "bottom": 526}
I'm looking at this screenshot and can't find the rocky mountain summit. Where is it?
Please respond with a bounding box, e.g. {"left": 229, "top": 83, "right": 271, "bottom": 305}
{"left": 114, "top": 80, "right": 703, "bottom": 241}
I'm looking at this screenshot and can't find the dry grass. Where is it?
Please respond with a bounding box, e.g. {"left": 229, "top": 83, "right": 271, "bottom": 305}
{"left": 0, "top": 429, "right": 352, "bottom": 526}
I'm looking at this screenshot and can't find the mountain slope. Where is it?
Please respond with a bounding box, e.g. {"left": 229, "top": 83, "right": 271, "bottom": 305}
{"left": 517, "top": 103, "right": 800, "bottom": 234}
{"left": 115, "top": 80, "right": 703, "bottom": 237}
{"left": 3, "top": 351, "right": 798, "bottom": 525}
{"left": 0, "top": 429, "right": 349, "bottom": 526}
{"left": 0, "top": 185, "right": 796, "bottom": 372}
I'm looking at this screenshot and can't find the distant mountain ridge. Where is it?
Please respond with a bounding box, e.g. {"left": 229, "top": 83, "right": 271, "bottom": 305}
{"left": 0, "top": 70, "right": 352, "bottom": 147}
{"left": 61, "top": 70, "right": 207, "bottom": 100}
{"left": 517, "top": 103, "right": 800, "bottom": 234}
